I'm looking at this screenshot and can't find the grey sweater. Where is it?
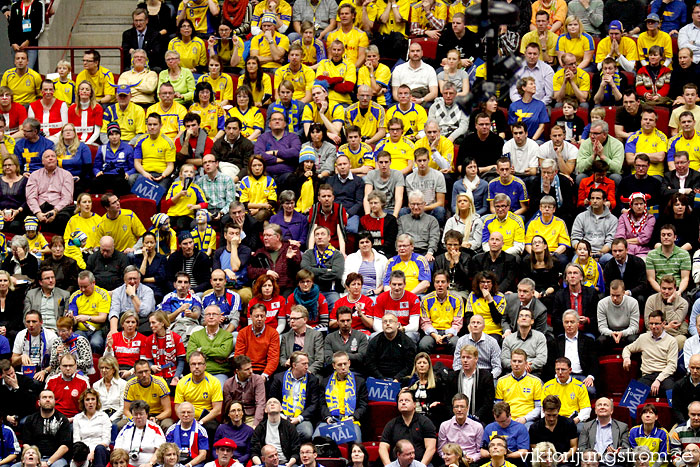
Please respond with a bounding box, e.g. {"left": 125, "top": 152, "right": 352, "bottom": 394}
{"left": 500, "top": 329, "right": 548, "bottom": 371}
{"left": 571, "top": 206, "right": 618, "bottom": 254}
{"left": 597, "top": 295, "right": 640, "bottom": 336}
{"left": 398, "top": 212, "right": 440, "bottom": 255}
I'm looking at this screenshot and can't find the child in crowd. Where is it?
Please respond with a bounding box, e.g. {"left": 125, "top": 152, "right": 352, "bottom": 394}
{"left": 573, "top": 239, "right": 605, "bottom": 293}
{"left": 53, "top": 60, "right": 76, "bottom": 106}
{"left": 163, "top": 163, "right": 208, "bottom": 232}
{"left": 0, "top": 118, "right": 15, "bottom": 155}
{"left": 581, "top": 106, "right": 606, "bottom": 140}
{"left": 149, "top": 213, "right": 177, "bottom": 256}
{"left": 555, "top": 97, "right": 586, "bottom": 144}
{"left": 24, "top": 216, "right": 49, "bottom": 260}
{"left": 65, "top": 230, "right": 88, "bottom": 269}
{"left": 191, "top": 209, "right": 217, "bottom": 256}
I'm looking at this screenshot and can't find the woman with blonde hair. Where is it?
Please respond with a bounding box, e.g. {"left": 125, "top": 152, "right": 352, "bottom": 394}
{"left": 20, "top": 446, "right": 41, "bottom": 467}
{"left": 531, "top": 441, "right": 558, "bottom": 467}
{"left": 556, "top": 16, "right": 595, "bottom": 72}
{"left": 94, "top": 355, "right": 127, "bottom": 429}
{"left": 67, "top": 80, "right": 102, "bottom": 144}
{"left": 64, "top": 193, "right": 101, "bottom": 251}
{"left": 438, "top": 49, "right": 469, "bottom": 97}
{"left": 155, "top": 442, "right": 184, "bottom": 467}
{"left": 443, "top": 192, "right": 483, "bottom": 252}
{"left": 442, "top": 443, "right": 469, "bottom": 467}
{"left": 54, "top": 123, "right": 92, "bottom": 194}
{"left": 400, "top": 352, "right": 448, "bottom": 425}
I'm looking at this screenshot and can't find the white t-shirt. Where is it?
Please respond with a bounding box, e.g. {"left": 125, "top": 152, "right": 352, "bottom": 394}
{"left": 538, "top": 140, "right": 579, "bottom": 164}
{"left": 502, "top": 138, "right": 540, "bottom": 174}
{"left": 12, "top": 328, "right": 58, "bottom": 367}
{"left": 392, "top": 61, "right": 438, "bottom": 91}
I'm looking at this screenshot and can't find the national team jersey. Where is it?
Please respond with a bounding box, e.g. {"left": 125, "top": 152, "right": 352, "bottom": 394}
{"left": 145, "top": 102, "right": 188, "bottom": 140}
{"left": 409, "top": 0, "right": 448, "bottom": 31}
{"left": 668, "top": 131, "right": 700, "bottom": 170}
{"left": 268, "top": 100, "right": 304, "bottom": 133}
{"left": 382, "top": 252, "right": 431, "bottom": 291}
{"left": 174, "top": 372, "right": 224, "bottom": 418}
{"left": 595, "top": 36, "right": 639, "bottom": 63}
{"left": 189, "top": 102, "right": 226, "bottom": 138}
{"left": 190, "top": 226, "right": 218, "bottom": 253}
{"left": 374, "top": 136, "right": 415, "bottom": 172}
{"left": 637, "top": 30, "right": 673, "bottom": 63}
{"left": 326, "top": 27, "right": 369, "bottom": 66}
{"left": 134, "top": 134, "right": 177, "bottom": 173}
{"left": 294, "top": 38, "right": 328, "bottom": 66}
{"left": 95, "top": 209, "right": 147, "bottom": 252}
{"left": 236, "top": 74, "right": 272, "bottom": 106}
{"left": 166, "top": 180, "right": 208, "bottom": 218}
{"left": 356, "top": 63, "right": 392, "bottom": 106}
{"left": 414, "top": 135, "right": 454, "bottom": 171}
{"left": 0, "top": 135, "right": 15, "bottom": 155}
{"left": 238, "top": 174, "right": 278, "bottom": 205}
{"left": 542, "top": 377, "right": 591, "bottom": 418}
{"left": 166, "top": 420, "right": 209, "bottom": 458}
{"left": 160, "top": 290, "right": 204, "bottom": 317}
{"left": 385, "top": 103, "right": 427, "bottom": 138}
{"left": 110, "top": 332, "right": 146, "bottom": 367}
{"left": 466, "top": 292, "right": 506, "bottom": 335}
{"left": 45, "top": 373, "right": 90, "bottom": 417}
{"left": 53, "top": 78, "right": 76, "bottom": 105}
{"left": 345, "top": 102, "right": 386, "bottom": 139}
{"left": 26, "top": 233, "right": 48, "bottom": 260}
{"left": 248, "top": 296, "right": 286, "bottom": 326}
{"left": 481, "top": 212, "right": 526, "bottom": 250}
{"left": 315, "top": 59, "right": 357, "bottom": 105}
{"left": 337, "top": 0, "right": 378, "bottom": 28}
{"left": 331, "top": 294, "right": 374, "bottom": 332}
{"left": 75, "top": 66, "right": 115, "bottom": 101}
{"left": 525, "top": 216, "right": 571, "bottom": 251}
{"left": 142, "top": 332, "right": 186, "bottom": 380}
{"left": 168, "top": 37, "right": 208, "bottom": 70}
{"left": 555, "top": 32, "right": 595, "bottom": 65}
{"left": 124, "top": 374, "right": 171, "bottom": 414}
{"left": 302, "top": 102, "right": 345, "bottom": 127}
{"left": 250, "top": 33, "right": 291, "bottom": 71}
{"left": 201, "top": 290, "right": 241, "bottom": 326}
{"left": 487, "top": 177, "right": 529, "bottom": 211}
{"left": 198, "top": 73, "right": 236, "bottom": 103}
{"left": 1, "top": 68, "right": 42, "bottom": 104}
{"left": 338, "top": 142, "right": 375, "bottom": 169}
{"left": 275, "top": 64, "right": 316, "bottom": 100}
{"left": 629, "top": 425, "right": 669, "bottom": 462}
{"left": 67, "top": 285, "right": 111, "bottom": 331}
{"left": 228, "top": 107, "right": 264, "bottom": 140}
{"left": 375, "top": 0, "right": 410, "bottom": 36}
{"left": 177, "top": 0, "right": 216, "bottom": 34}
{"left": 495, "top": 372, "right": 543, "bottom": 419}
{"left": 420, "top": 291, "right": 464, "bottom": 332}
{"left": 625, "top": 129, "right": 669, "bottom": 177}
{"left": 448, "top": 0, "right": 478, "bottom": 32}
{"left": 251, "top": 0, "right": 292, "bottom": 32}
{"left": 553, "top": 67, "right": 591, "bottom": 98}
{"left": 373, "top": 290, "right": 420, "bottom": 327}
{"left": 102, "top": 102, "right": 146, "bottom": 142}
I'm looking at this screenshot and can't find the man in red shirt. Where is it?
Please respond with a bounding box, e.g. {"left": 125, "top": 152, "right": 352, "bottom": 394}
{"left": 372, "top": 270, "right": 421, "bottom": 343}
{"left": 175, "top": 112, "right": 214, "bottom": 169}
{"left": 308, "top": 185, "right": 348, "bottom": 253}
{"left": 233, "top": 303, "right": 280, "bottom": 380}
{"left": 45, "top": 353, "right": 90, "bottom": 419}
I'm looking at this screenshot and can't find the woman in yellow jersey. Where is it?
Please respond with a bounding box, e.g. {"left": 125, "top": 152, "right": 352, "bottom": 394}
{"left": 556, "top": 16, "right": 596, "bottom": 72}
{"left": 465, "top": 270, "right": 506, "bottom": 341}
{"left": 158, "top": 50, "right": 196, "bottom": 105}
{"left": 294, "top": 21, "right": 327, "bottom": 70}
{"left": 190, "top": 81, "right": 226, "bottom": 140}
{"left": 280, "top": 147, "right": 320, "bottom": 215}
{"left": 148, "top": 213, "right": 177, "bottom": 256}
{"left": 53, "top": 60, "right": 76, "bottom": 106}
{"left": 206, "top": 21, "right": 243, "bottom": 73}
{"left": 629, "top": 404, "right": 669, "bottom": 467}
{"left": 521, "top": 235, "right": 559, "bottom": 310}
{"left": 237, "top": 56, "right": 272, "bottom": 107}
{"left": 238, "top": 155, "right": 278, "bottom": 221}
{"left": 198, "top": 55, "right": 235, "bottom": 106}
{"left": 64, "top": 193, "right": 101, "bottom": 251}
{"left": 168, "top": 19, "right": 208, "bottom": 73}
{"left": 228, "top": 85, "right": 264, "bottom": 141}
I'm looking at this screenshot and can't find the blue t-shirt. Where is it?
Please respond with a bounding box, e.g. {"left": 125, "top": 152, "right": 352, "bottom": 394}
{"left": 0, "top": 334, "right": 10, "bottom": 357}
{"left": 487, "top": 177, "right": 529, "bottom": 211}
{"left": 650, "top": 0, "right": 686, "bottom": 33}
{"left": 482, "top": 419, "right": 530, "bottom": 451}
{"left": 508, "top": 99, "right": 550, "bottom": 138}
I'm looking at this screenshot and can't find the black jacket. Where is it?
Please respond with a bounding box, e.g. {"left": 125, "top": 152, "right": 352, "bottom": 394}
{"left": 365, "top": 332, "right": 417, "bottom": 380}
{"left": 219, "top": 214, "right": 261, "bottom": 252}
{"left": 526, "top": 175, "right": 577, "bottom": 227}
{"left": 1, "top": 253, "right": 39, "bottom": 281}
{"left": 435, "top": 251, "right": 471, "bottom": 293}
{"left": 212, "top": 136, "right": 254, "bottom": 170}
{"left": 121, "top": 26, "right": 164, "bottom": 71}
{"left": 671, "top": 374, "right": 700, "bottom": 425}
{"left": 469, "top": 250, "right": 518, "bottom": 293}
{"left": 269, "top": 371, "right": 321, "bottom": 425}
{"left": 446, "top": 368, "right": 495, "bottom": 425}
{"left": 661, "top": 168, "right": 700, "bottom": 203}
{"left": 0, "top": 372, "right": 44, "bottom": 419}
{"left": 8, "top": 0, "right": 43, "bottom": 46}
{"left": 552, "top": 286, "right": 600, "bottom": 337}
{"left": 554, "top": 332, "right": 598, "bottom": 380}
{"left": 250, "top": 417, "right": 300, "bottom": 464}
{"left": 319, "top": 372, "right": 369, "bottom": 422}
{"left": 87, "top": 250, "right": 130, "bottom": 291}
{"left": 165, "top": 248, "right": 212, "bottom": 293}
{"left": 40, "top": 255, "right": 80, "bottom": 293}
{"left": 602, "top": 253, "right": 648, "bottom": 299}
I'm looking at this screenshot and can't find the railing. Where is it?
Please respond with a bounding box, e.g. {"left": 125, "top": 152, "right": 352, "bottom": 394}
{"left": 26, "top": 46, "right": 126, "bottom": 74}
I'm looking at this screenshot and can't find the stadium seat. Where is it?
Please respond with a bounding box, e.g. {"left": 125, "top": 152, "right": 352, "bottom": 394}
{"left": 611, "top": 398, "right": 634, "bottom": 427}
{"left": 88, "top": 354, "right": 100, "bottom": 386}
{"left": 91, "top": 195, "right": 107, "bottom": 216}
{"left": 655, "top": 106, "right": 670, "bottom": 135}
{"left": 598, "top": 354, "right": 640, "bottom": 396}
{"left": 120, "top": 197, "right": 157, "bottom": 229}
{"left": 363, "top": 442, "right": 381, "bottom": 462}
{"left": 636, "top": 399, "right": 673, "bottom": 430}
{"left": 430, "top": 354, "right": 453, "bottom": 368}
{"left": 88, "top": 144, "right": 99, "bottom": 164}
{"left": 367, "top": 401, "right": 398, "bottom": 441}
{"left": 338, "top": 445, "right": 348, "bottom": 458}
{"left": 602, "top": 106, "right": 618, "bottom": 138}
{"left": 409, "top": 37, "right": 439, "bottom": 60}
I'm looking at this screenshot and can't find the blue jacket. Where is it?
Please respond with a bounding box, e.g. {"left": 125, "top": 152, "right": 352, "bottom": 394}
{"left": 94, "top": 141, "right": 135, "bottom": 176}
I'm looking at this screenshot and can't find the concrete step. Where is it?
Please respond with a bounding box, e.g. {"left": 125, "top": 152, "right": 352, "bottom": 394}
{"left": 74, "top": 18, "right": 131, "bottom": 34}
{"left": 81, "top": 1, "right": 136, "bottom": 17}
{"left": 70, "top": 31, "right": 124, "bottom": 47}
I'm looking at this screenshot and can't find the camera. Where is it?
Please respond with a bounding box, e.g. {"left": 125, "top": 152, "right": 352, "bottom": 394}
{"left": 130, "top": 451, "right": 139, "bottom": 462}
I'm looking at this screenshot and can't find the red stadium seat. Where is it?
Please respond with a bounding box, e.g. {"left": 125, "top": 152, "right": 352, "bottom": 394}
{"left": 611, "top": 398, "right": 634, "bottom": 427}
{"left": 88, "top": 144, "right": 99, "bottom": 164}
{"left": 120, "top": 197, "right": 157, "bottom": 229}
{"left": 602, "top": 106, "right": 617, "bottom": 138}
{"left": 430, "top": 354, "right": 453, "bottom": 368}
{"left": 636, "top": 400, "right": 673, "bottom": 430}
{"left": 367, "top": 401, "right": 399, "bottom": 441}
{"left": 88, "top": 354, "right": 100, "bottom": 386}
{"left": 655, "top": 106, "right": 670, "bottom": 135}
{"left": 363, "top": 442, "right": 381, "bottom": 462}
{"left": 92, "top": 195, "right": 107, "bottom": 216}
{"left": 598, "top": 355, "right": 640, "bottom": 397}
{"left": 338, "top": 445, "right": 348, "bottom": 458}
{"left": 410, "top": 37, "right": 439, "bottom": 60}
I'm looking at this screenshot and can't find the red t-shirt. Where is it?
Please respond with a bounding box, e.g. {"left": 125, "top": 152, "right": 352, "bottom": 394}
{"left": 331, "top": 295, "right": 374, "bottom": 334}
{"left": 141, "top": 332, "right": 186, "bottom": 379}
{"left": 45, "top": 373, "right": 90, "bottom": 418}
{"left": 249, "top": 295, "right": 286, "bottom": 326}
{"left": 373, "top": 290, "right": 420, "bottom": 327}
{"left": 175, "top": 133, "right": 214, "bottom": 157}
{"left": 111, "top": 332, "right": 147, "bottom": 368}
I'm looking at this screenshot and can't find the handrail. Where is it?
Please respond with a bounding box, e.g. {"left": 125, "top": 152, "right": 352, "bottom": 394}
{"left": 24, "top": 46, "right": 125, "bottom": 74}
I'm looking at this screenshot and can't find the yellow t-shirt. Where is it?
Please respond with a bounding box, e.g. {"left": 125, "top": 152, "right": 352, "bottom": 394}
{"left": 669, "top": 131, "right": 700, "bottom": 170}
{"left": 553, "top": 67, "right": 591, "bottom": 98}
{"left": 482, "top": 212, "right": 525, "bottom": 250}
{"left": 542, "top": 377, "right": 591, "bottom": 418}
{"left": 168, "top": 37, "right": 208, "bottom": 70}
{"left": 356, "top": 63, "right": 392, "bottom": 106}
{"left": 315, "top": 59, "right": 357, "bottom": 105}
{"left": 1, "top": 135, "right": 15, "bottom": 155}
{"left": 124, "top": 375, "right": 170, "bottom": 415}
{"left": 326, "top": 27, "right": 370, "bottom": 66}
{"left": 338, "top": 142, "right": 375, "bottom": 169}
{"left": 301, "top": 102, "right": 346, "bottom": 127}
{"left": 67, "top": 285, "right": 111, "bottom": 331}
{"left": 525, "top": 216, "right": 571, "bottom": 251}
{"left": 75, "top": 66, "right": 115, "bottom": 101}
{"left": 414, "top": 135, "right": 454, "bottom": 171}
{"left": 374, "top": 136, "right": 415, "bottom": 172}
{"left": 174, "top": 372, "right": 224, "bottom": 418}
{"left": 637, "top": 30, "right": 674, "bottom": 64}
{"left": 519, "top": 30, "right": 558, "bottom": 61}
{"left": 345, "top": 102, "right": 386, "bottom": 139}
{"left": 238, "top": 175, "right": 278, "bottom": 205}
{"left": 375, "top": 0, "right": 410, "bottom": 36}
{"left": 337, "top": 0, "right": 378, "bottom": 28}
{"left": 625, "top": 129, "right": 669, "bottom": 177}
{"left": 1, "top": 68, "right": 42, "bottom": 105}
{"left": 555, "top": 32, "right": 595, "bottom": 64}
{"left": 236, "top": 74, "right": 272, "bottom": 107}
{"left": 53, "top": 79, "right": 76, "bottom": 106}
{"left": 135, "top": 134, "right": 177, "bottom": 173}
{"left": 409, "top": 0, "right": 448, "bottom": 32}
{"left": 95, "top": 209, "right": 147, "bottom": 252}
{"left": 166, "top": 180, "right": 208, "bottom": 218}
{"left": 177, "top": 0, "right": 214, "bottom": 34}
{"left": 385, "top": 103, "right": 428, "bottom": 138}
{"left": 595, "top": 36, "right": 639, "bottom": 64}
{"left": 64, "top": 213, "right": 102, "bottom": 250}
{"left": 198, "top": 73, "right": 236, "bottom": 103}
{"left": 466, "top": 292, "right": 506, "bottom": 335}
{"left": 275, "top": 64, "right": 316, "bottom": 100}
{"left": 495, "top": 372, "right": 543, "bottom": 419}
{"left": 250, "top": 32, "right": 291, "bottom": 70}
{"left": 189, "top": 102, "right": 226, "bottom": 138}
{"left": 101, "top": 102, "right": 146, "bottom": 142}
{"left": 145, "top": 102, "right": 188, "bottom": 140}
{"left": 228, "top": 107, "right": 264, "bottom": 140}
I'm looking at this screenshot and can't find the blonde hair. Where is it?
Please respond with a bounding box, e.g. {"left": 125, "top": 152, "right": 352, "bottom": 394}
{"left": 408, "top": 352, "right": 436, "bottom": 390}
{"left": 532, "top": 442, "right": 558, "bottom": 467}
{"left": 590, "top": 107, "right": 606, "bottom": 120}
{"left": 21, "top": 445, "right": 41, "bottom": 463}
{"left": 156, "top": 443, "right": 180, "bottom": 464}
{"left": 455, "top": 192, "right": 476, "bottom": 239}
{"left": 55, "top": 60, "right": 71, "bottom": 72}
{"left": 564, "top": 16, "right": 583, "bottom": 38}
{"left": 55, "top": 123, "right": 80, "bottom": 157}
{"left": 442, "top": 443, "right": 469, "bottom": 466}
{"left": 74, "top": 192, "right": 92, "bottom": 214}
{"left": 0, "top": 270, "right": 15, "bottom": 292}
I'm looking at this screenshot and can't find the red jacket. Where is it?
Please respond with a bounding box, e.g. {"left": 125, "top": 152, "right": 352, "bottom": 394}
{"left": 577, "top": 174, "right": 616, "bottom": 210}
{"left": 247, "top": 241, "right": 302, "bottom": 291}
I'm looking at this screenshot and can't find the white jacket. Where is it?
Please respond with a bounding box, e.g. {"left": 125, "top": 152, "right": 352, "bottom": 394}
{"left": 342, "top": 249, "right": 388, "bottom": 292}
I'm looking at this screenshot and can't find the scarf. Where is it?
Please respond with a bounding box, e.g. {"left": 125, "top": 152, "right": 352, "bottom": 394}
{"left": 462, "top": 175, "right": 480, "bottom": 192}
{"left": 314, "top": 244, "right": 337, "bottom": 268}
{"left": 294, "top": 284, "right": 320, "bottom": 322}
{"left": 152, "top": 227, "right": 174, "bottom": 255}
{"left": 575, "top": 256, "right": 599, "bottom": 288}
{"left": 325, "top": 371, "right": 356, "bottom": 418}
{"left": 225, "top": 0, "right": 249, "bottom": 26}
{"left": 191, "top": 226, "right": 215, "bottom": 252}
{"left": 152, "top": 331, "right": 177, "bottom": 369}
{"left": 63, "top": 333, "right": 81, "bottom": 356}
{"left": 627, "top": 208, "right": 649, "bottom": 236}
{"left": 281, "top": 369, "right": 307, "bottom": 418}
{"left": 179, "top": 130, "right": 209, "bottom": 159}
{"left": 542, "top": 173, "right": 563, "bottom": 208}
{"left": 26, "top": 329, "right": 50, "bottom": 368}
{"left": 296, "top": 177, "right": 315, "bottom": 213}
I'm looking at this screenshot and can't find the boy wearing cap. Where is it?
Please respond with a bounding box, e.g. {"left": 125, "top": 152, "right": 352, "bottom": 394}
{"left": 93, "top": 122, "right": 136, "bottom": 197}
{"left": 300, "top": 82, "right": 344, "bottom": 143}
{"left": 101, "top": 84, "right": 146, "bottom": 143}
{"left": 251, "top": 0, "right": 292, "bottom": 35}
{"left": 250, "top": 13, "right": 291, "bottom": 72}
{"left": 595, "top": 22, "right": 639, "bottom": 72}
{"left": 638, "top": 13, "right": 674, "bottom": 67}
{"left": 24, "top": 216, "right": 50, "bottom": 260}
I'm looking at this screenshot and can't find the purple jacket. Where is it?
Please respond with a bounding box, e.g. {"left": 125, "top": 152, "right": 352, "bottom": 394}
{"left": 254, "top": 131, "right": 302, "bottom": 176}
{"left": 270, "top": 210, "right": 309, "bottom": 245}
